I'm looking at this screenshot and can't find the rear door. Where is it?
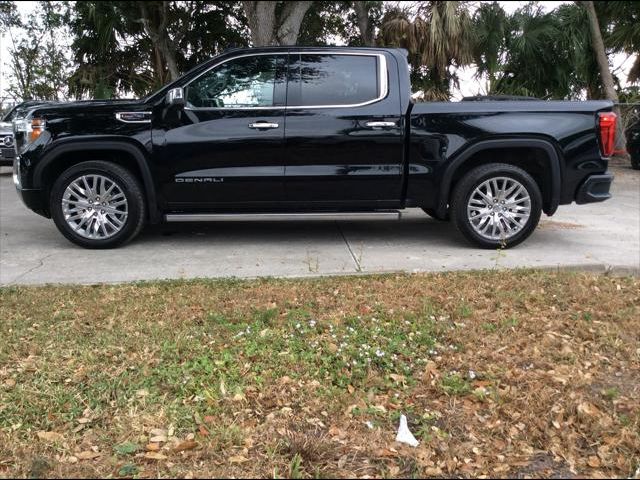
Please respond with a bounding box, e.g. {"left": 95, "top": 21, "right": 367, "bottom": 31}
{"left": 283, "top": 51, "right": 404, "bottom": 209}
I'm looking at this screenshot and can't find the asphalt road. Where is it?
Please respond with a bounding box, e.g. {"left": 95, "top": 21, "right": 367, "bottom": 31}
{"left": 1, "top": 166, "right": 638, "bottom": 285}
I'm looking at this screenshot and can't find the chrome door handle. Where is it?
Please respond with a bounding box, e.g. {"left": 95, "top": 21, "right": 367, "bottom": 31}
{"left": 365, "top": 121, "right": 397, "bottom": 129}
{"left": 248, "top": 122, "right": 279, "bottom": 129}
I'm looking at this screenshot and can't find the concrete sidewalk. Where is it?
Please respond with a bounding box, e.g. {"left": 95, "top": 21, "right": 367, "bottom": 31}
{"left": 1, "top": 166, "right": 638, "bottom": 285}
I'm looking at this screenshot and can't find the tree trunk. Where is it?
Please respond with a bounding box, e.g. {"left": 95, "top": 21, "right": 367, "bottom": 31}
{"left": 353, "top": 1, "right": 375, "bottom": 46}
{"left": 581, "top": 0, "right": 627, "bottom": 157}
{"left": 242, "top": 1, "right": 313, "bottom": 46}
{"left": 242, "top": 1, "right": 277, "bottom": 46}
{"left": 160, "top": 38, "right": 180, "bottom": 81}
{"left": 139, "top": 1, "right": 180, "bottom": 82}
{"left": 276, "top": 1, "right": 313, "bottom": 45}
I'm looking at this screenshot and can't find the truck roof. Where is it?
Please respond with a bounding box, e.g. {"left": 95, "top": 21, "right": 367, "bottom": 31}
{"left": 220, "top": 45, "right": 408, "bottom": 55}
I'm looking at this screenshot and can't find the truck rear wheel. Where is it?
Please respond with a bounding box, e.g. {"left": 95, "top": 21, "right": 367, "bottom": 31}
{"left": 450, "top": 163, "right": 542, "bottom": 249}
{"left": 50, "top": 161, "right": 146, "bottom": 249}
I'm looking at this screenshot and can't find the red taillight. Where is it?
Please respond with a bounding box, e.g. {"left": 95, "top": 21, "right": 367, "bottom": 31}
{"left": 598, "top": 112, "right": 616, "bottom": 157}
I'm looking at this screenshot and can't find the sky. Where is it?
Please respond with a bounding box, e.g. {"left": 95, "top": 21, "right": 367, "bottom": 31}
{"left": 0, "top": 1, "right": 637, "bottom": 103}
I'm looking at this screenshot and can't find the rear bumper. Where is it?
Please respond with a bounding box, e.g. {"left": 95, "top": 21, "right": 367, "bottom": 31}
{"left": 575, "top": 173, "right": 613, "bottom": 204}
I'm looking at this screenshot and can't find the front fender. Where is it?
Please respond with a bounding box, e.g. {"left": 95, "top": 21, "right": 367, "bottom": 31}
{"left": 32, "top": 139, "right": 160, "bottom": 223}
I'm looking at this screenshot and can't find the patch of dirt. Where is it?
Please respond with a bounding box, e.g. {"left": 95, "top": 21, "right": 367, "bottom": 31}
{"left": 538, "top": 220, "right": 584, "bottom": 230}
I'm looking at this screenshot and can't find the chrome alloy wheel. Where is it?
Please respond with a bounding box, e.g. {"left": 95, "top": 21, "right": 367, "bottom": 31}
{"left": 466, "top": 176, "right": 531, "bottom": 241}
{"left": 61, "top": 174, "right": 128, "bottom": 239}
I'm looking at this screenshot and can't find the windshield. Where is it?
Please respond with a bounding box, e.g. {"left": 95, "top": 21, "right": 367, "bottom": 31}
{"left": 1, "top": 106, "right": 19, "bottom": 122}
{"left": 142, "top": 51, "right": 234, "bottom": 104}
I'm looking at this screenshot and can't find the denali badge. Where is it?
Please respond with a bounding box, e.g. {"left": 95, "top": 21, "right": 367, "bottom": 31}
{"left": 175, "top": 177, "right": 224, "bottom": 183}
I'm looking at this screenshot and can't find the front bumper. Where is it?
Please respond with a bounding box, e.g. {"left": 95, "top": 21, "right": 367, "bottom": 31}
{"left": 13, "top": 156, "right": 49, "bottom": 217}
{"left": 0, "top": 147, "right": 15, "bottom": 166}
{"left": 15, "top": 186, "right": 49, "bottom": 218}
{"left": 575, "top": 172, "right": 614, "bottom": 204}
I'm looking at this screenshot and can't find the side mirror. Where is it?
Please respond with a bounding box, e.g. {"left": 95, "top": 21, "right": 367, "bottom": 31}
{"left": 166, "top": 87, "right": 185, "bottom": 108}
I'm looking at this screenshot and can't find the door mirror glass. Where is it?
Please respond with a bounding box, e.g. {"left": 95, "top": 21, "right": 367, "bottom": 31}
{"left": 166, "top": 87, "right": 185, "bottom": 108}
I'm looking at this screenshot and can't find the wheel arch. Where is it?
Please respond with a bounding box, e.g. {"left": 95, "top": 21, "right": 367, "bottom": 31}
{"left": 436, "top": 138, "right": 562, "bottom": 218}
{"left": 34, "top": 141, "right": 160, "bottom": 223}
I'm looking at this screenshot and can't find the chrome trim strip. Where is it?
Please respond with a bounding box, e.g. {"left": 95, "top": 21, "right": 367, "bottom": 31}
{"left": 115, "top": 111, "right": 153, "bottom": 124}
{"left": 183, "top": 50, "right": 388, "bottom": 111}
{"left": 165, "top": 211, "right": 402, "bottom": 222}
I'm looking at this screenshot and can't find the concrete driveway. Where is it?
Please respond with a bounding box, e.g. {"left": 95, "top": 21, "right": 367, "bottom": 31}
{"left": 1, "top": 166, "right": 638, "bottom": 285}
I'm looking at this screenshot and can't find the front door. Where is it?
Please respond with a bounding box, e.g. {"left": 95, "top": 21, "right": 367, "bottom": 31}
{"left": 159, "top": 54, "right": 287, "bottom": 210}
{"left": 283, "top": 51, "right": 404, "bottom": 209}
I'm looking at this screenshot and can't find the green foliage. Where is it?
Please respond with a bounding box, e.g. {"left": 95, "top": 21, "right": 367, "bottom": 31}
{"left": 379, "top": 1, "right": 473, "bottom": 100}
{"left": 68, "top": 1, "right": 249, "bottom": 99}
{"left": 2, "top": 0, "right": 638, "bottom": 102}
{"left": 5, "top": 1, "right": 71, "bottom": 101}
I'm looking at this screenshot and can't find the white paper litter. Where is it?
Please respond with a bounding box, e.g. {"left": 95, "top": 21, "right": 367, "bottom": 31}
{"left": 395, "top": 414, "right": 419, "bottom": 447}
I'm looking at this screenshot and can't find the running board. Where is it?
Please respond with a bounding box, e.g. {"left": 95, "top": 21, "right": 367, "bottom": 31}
{"left": 164, "top": 211, "right": 402, "bottom": 222}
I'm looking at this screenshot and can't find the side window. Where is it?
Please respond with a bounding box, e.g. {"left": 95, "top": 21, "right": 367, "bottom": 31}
{"left": 186, "top": 55, "right": 285, "bottom": 108}
{"left": 288, "top": 54, "right": 380, "bottom": 107}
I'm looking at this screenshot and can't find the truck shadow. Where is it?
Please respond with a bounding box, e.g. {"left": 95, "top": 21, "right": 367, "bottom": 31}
{"left": 139, "top": 216, "right": 470, "bottom": 249}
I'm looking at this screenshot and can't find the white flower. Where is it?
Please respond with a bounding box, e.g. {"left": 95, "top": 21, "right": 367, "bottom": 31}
{"left": 309, "top": 320, "right": 317, "bottom": 327}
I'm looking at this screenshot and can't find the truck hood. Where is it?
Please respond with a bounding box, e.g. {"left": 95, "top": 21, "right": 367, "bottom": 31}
{"left": 27, "top": 99, "right": 146, "bottom": 118}
{"left": 0, "top": 121, "right": 12, "bottom": 134}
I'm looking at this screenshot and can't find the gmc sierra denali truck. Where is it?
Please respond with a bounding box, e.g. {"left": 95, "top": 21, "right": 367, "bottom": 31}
{"left": 12, "top": 46, "right": 616, "bottom": 249}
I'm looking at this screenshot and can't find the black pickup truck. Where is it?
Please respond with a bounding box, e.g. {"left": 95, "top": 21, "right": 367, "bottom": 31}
{"left": 12, "top": 46, "right": 616, "bottom": 249}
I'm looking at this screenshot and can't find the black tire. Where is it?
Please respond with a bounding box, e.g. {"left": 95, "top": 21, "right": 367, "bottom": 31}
{"left": 422, "top": 208, "right": 449, "bottom": 221}
{"left": 50, "top": 161, "right": 146, "bottom": 249}
{"left": 631, "top": 154, "right": 640, "bottom": 170}
{"left": 450, "top": 163, "right": 542, "bottom": 249}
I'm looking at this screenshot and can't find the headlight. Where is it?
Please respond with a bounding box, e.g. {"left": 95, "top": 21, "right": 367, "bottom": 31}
{"left": 13, "top": 117, "right": 46, "bottom": 144}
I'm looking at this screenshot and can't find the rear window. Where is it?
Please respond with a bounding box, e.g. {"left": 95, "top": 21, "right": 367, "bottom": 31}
{"left": 287, "top": 54, "right": 380, "bottom": 107}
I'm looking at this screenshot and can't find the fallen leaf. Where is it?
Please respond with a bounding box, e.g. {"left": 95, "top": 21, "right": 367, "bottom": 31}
{"left": 4, "top": 378, "right": 16, "bottom": 388}
{"left": 149, "top": 428, "right": 167, "bottom": 437}
{"left": 77, "top": 451, "right": 101, "bottom": 460}
{"left": 376, "top": 448, "right": 399, "bottom": 458}
{"left": 145, "top": 443, "right": 160, "bottom": 452}
{"left": 173, "top": 441, "right": 198, "bottom": 452}
{"left": 37, "top": 431, "right": 64, "bottom": 443}
{"left": 144, "top": 452, "right": 168, "bottom": 460}
{"left": 587, "top": 456, "right": 601, "bottom": 468}
{"left": 229, "top": 455, "right": 249, "bottom": 464}
{"left": 150, "top": 435, "right": 167, "bottom": 443}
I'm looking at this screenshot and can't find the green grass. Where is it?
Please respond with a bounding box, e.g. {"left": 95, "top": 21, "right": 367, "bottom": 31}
{"left": 0, "top": 270, "right": 638, "bottom": 479}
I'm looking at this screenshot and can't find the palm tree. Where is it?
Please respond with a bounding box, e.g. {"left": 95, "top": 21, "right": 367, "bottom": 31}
{"left": 491, "top": 3, "right": 571, "bottom": 99}
{"left": 597, "top": 1, "right": 640, "bottom": 85}
{"left": 471, "top": 2, "right": 508, "bottom": 94}
{"left": 580, "top": 1, "right": 626, "bottom": 156}
{"left": 379, "top": 1, "right": 473, "bottom": 100}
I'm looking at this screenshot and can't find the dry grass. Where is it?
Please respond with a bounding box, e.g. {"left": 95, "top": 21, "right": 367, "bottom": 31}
{"left": 0, "top": 269, "right": 638, "bottom": 478}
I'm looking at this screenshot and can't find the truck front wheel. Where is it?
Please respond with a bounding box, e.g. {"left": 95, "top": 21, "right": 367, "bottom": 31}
{"left": 50, "top": 161, "right": 146, "bottom": 249}
{"left": 450, "top": 163, "right": 542, "bottom": 249}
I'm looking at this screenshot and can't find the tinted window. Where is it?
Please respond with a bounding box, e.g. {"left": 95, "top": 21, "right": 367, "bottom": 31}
{"left": 288, "top": 54, "right": 379, "bottom": 106}
{"left": 186, "top": 55, "right": 285, "bottom": 108}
